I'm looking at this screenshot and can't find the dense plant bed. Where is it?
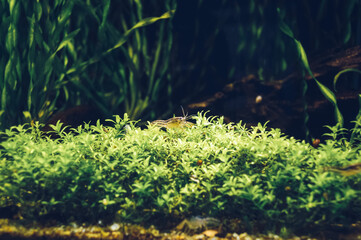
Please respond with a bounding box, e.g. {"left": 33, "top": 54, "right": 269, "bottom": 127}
{"left": 0, "top": 113, "right": 361, "bottom": 238}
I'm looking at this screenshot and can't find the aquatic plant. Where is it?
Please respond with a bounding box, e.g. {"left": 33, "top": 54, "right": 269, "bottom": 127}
{"left": 0, "top": 0, "right": 175, "bottom": 130}
{"left": 1, "top": 112, "right": 361, "bottom": 234}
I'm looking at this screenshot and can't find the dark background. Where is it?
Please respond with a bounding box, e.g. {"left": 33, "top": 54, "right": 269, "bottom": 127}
{"left": 171, "top": 0, "right": 361, "bottom": 140}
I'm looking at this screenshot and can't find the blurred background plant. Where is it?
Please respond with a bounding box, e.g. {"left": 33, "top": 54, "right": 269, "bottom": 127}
{"left": 1, "top": 0, "right": 360, "bottom": 138}
{"left": 0, "top": 0, "right": 175, "bottom": 130}
{"left": 171, "top": 0, "right": 360, "bottom": 99}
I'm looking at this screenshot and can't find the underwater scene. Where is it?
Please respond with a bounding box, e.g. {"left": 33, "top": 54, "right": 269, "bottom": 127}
{"left": 1, "top": 1, "right": 361, "bottom": 239}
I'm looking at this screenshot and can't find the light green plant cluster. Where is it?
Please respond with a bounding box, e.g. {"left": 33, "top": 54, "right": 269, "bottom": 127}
{"left": 0, "top": 112, "right": 361, "bottom": 232}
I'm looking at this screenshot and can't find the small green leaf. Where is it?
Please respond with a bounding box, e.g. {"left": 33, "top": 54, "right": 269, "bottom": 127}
{"left": 343, "top": 22, "right": 351, "bottom": 44}
{"left": 23, "top": 111, "right": 32, "bottom": 122}
{"left": 55, "top": 28, "right": 80, "bottom": 53}
{"left": 279, "top": 21, "right": 294, "bottom": 38}
{"left": 35, "top": 2, "right": 42, "bottom": 21}
{"left": 1, "top": 86, "right": 7, "bottom": 110}
{"left": 9, "top": 0, "right": 16, "bottom": 15}
{"left": 4, "top": 60, "right": 12, "bottom": 82}
{"left": 106, "top": 10, "right": 175, "bottom": 54}
{"left": 100, "top": 0, "right": 111, "bottom": 29}
{"left": 333, "top": 68, "right": 361, "bottom": 91}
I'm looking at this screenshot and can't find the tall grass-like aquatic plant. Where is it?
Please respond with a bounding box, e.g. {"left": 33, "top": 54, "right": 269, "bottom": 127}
{"left": 66, "top": 1, "right": 176, "bottom": 120}
{"left": 1, "top": 1, "right": 78, "bottom": 128}
{"left": 0, "top": 0, "right": 175, "bottom": 130}
{"left": 1, "top": 112, "right": 361, "bottom": 234}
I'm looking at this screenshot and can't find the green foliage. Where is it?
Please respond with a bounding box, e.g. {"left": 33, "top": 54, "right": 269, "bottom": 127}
{"left": 0, "top": 0, "right": 175, "bottom": 130}
{"left": 276, "top": 2, "right": 360, "bottom": 139}
{"left": 278, "top": 13, "right": 361, "bottom": 141}
{"left": 66, "top": 2, "right": 175, "bottom": 120}
{"left": 333, "top": 68, "right": 361, "bottom": 92}
{"left": 1, "top": 112, "right": 361, "bottom": 233}
{"left": 333, "top": 69, "right": 361, "bottom": 143}
{"left": 279, "top": 17, "right": 344, "bottom": 129}
{"left": 279, "top": 18, "right": 361, "bottom": 138}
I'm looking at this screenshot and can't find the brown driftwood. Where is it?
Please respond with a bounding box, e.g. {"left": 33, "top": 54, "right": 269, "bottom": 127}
{"left": 280, "top": 45, "right": 361, "bottom": 83}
